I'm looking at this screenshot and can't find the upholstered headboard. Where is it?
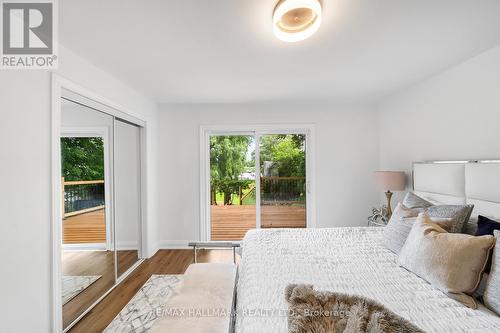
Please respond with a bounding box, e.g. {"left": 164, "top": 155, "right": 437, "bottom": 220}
{"left": 413, "top": 160, "right": 500, "bottom": 234}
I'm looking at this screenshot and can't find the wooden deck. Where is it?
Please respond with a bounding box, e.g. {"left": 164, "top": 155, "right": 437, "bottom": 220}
{"left": 211, "top": 205, "right": 306, "bottom": 240}
{"left": 63, "top": 209, "right": 106, "bottom": 244}
{"left": 64, "top": 205, "right": 305, "bottom": 243}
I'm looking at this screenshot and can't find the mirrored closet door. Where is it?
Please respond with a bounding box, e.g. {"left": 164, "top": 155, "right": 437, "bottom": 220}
{"left": 60, "top": 94, "right": 142, "bottom": 331}
{"left": 114, "top": 119, "right": 141, "bottom": 277}
{"left": 61, "top": 98, "right": 116, "bottom": 329}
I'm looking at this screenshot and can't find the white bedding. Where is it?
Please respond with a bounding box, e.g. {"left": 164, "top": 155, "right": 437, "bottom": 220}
{"left": 235, "top": 227, "right": 500, "bottom": 333}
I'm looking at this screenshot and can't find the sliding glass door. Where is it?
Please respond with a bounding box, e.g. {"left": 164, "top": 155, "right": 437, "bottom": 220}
{"left": 207, "top": 130, "right": 309, "bottom": 241}
{"left": 259, "top": 134, "right": 306, "bottom": 228}
{"left": 210, "top": 135, "right": 256, "bottom": 240}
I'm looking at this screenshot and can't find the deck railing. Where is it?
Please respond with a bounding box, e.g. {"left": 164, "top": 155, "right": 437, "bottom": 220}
{"left": 261, "top": 176, "right": 306, "bottom": 205}
{"left": 62, "top": 178, "right": 105, "bottom": 217}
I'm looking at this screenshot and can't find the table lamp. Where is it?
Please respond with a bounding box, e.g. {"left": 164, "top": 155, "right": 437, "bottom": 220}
{"left": 374, "top": 171, "right": 407, "bottom": 218}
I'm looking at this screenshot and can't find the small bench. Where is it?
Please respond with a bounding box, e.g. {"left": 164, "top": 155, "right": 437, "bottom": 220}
{"left": 151, "top": 263, "right": 237, "bottom": 333}
{"left": 188, "top": 241, "right": 241, "bottom": 263}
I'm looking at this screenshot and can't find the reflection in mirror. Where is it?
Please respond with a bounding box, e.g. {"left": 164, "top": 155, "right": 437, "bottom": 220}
{"left": 60, "top": 98, "right": 115, "bottom": 329}
{"left": 114, "top": 119, "right": 141, "bottom": 277}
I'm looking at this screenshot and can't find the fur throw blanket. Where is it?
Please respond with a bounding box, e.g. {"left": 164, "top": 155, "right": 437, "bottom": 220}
{"left": 286, "top": 284, "right": 424, "bottom": 333}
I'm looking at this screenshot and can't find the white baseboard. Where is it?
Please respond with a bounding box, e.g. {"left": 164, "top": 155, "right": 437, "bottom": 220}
{"left": 155, "top": 240, "right": 193, "bottom": 250}
{"left": 116, "top": 240, "right": 139, "bottom": 251}
{"left": 62, "top": 243, "right": 106, "bottom": 251}
{"left": 63, "top": 242, "right": 139, "bottom": 252}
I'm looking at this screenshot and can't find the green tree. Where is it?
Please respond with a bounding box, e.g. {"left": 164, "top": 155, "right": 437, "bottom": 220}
{"left": 259, "top": 134, "right": 305, "bottom": 177}
{"left": 210, "top": 136, "right": 251, "bottom": 205}
{"left": 61, "top": 137, "right": 105, "bottom": 181}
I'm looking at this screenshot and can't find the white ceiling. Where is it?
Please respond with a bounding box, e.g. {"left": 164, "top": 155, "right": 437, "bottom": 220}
{"left": 60, "top": 0, "right": 500, "bottom": 104}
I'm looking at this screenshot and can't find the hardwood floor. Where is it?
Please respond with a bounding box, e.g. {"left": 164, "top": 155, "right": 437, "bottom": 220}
{"left": 63, "top": 209, "right": 106, "bottom": 244}
{"left": 63, "top": 250, "right": 139, "bottom": 329}
{"left": 211, "top": 204, "right": 306, "bottom": 240}
{"left": 117, "top": 250, "right": 139, "bottom": 277}
{"left": 68, "top": 249, "right": 237, "bottom": 333}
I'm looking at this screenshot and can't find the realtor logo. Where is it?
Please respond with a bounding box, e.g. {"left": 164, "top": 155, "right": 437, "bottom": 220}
{"left": 1, "top": 1, "right": 57, "bottom": 69}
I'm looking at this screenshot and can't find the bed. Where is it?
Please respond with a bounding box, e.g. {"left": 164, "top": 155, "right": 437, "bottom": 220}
{"left": 235, "top": 161, "right": 500, "bottom": 333}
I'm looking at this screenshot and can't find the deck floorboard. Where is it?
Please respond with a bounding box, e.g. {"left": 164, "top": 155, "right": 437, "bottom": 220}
{"left": 63, "top": 209, "right": 106, "bottom": 244}
{"left": 64, "top": 205, "right": 306, "bottom": 243}
{"left": 211, "top": 205, "right": 306, "bottom": 240}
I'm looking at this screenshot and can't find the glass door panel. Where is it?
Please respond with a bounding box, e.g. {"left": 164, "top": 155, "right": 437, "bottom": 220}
{"left": 259, "top": 134, "right": 307, "bottom": 228}
{"left": 114, "top": 119, "right": 141, "bottom": 277}
{"left": 60, "top": 98, "right": 115, "bottom": 329}
{"left": 210, "top": 135, "right": 256, "bottom": 240}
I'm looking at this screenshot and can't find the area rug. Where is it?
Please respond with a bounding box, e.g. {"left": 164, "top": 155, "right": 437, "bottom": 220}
{"left": 103, "top": 274, "right": 182, "bottom": 333}
{"left": 62, "top": 275, "right": 101, "bottom": 305}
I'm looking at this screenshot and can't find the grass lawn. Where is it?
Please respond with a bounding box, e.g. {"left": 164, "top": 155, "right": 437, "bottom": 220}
{"left": 214, "top": 187, "right": 256, "bottom": 205}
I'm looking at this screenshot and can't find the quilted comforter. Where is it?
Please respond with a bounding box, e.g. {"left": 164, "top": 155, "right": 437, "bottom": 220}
{"left": 235, "top": 227, "right": 500, "bottom": 333}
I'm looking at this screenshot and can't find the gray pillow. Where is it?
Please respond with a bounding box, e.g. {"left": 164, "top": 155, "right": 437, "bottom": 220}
{"left": 403, "top": 192, "right": 474, "bottom": 233}
{"left": 382, "top": 203, "right": 454, "bottom": 254}
{"left": 402, "top": 192, "right": 433, "bottom": 209}
{"left": 382, "top": 203, "right": 419, "bottom": 254}
{"left": 426, "top": 204, "right": 474, "bottom": 233}
{"left": 484, "top": 230, "right": 500, "bottom": 315}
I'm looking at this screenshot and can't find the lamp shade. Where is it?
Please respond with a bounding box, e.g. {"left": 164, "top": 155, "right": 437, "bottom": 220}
{"left": 374, "top": 171, "right": 406, "bottom": 191}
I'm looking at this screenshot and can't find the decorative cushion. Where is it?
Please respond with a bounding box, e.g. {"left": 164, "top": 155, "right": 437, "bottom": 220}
{"left": 381, "top": 203, "right": 453, "bottom": 254}
{"left": 425, "top": 204, "right": 474, "bottom": 233}
{"left": 476, "top": 216, "right": 500, "bottom": 273}
{"left": 397, "top": 214, "right": 495, "bottom": 309}
{"left": 483, "top": 230, "right": 500, "bottom": 315}
{"left": 381, "top": 204, "right": 417, "bottom": 254}
{"left": 401, "top": 192, "right": 473, "bottom": 233}
{"left": 402, "top": 192, "right": 433, "bottom": 209}
{"left": 476, "top": 215, "right": 500, "bottom": 236}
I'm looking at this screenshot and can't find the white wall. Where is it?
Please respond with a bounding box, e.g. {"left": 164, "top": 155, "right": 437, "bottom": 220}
{"left": 0, "top": 46, "right": 158, "bottom": 333}
{"left": 0, "top": 70, "right": 52, "bottom": 333}
{"left": 379, "top": 45, "right": 500, "bottom": 203}
{"left": 156, "top": 103, "right": 380, "bottom": 247}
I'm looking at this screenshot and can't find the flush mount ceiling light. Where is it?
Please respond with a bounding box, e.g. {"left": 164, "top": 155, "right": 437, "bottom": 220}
{"left": 273, "top": 0, "right": 322, "bottom": 42}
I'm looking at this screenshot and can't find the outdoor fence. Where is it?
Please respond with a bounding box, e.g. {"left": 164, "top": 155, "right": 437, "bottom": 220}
{"left": 260, "top": 176, "right": 305, "bottom": 205}
{"left": 211, "top": 176, "right": 306, "bottom": 206}
{"left": 62, "top": 178, "right": 105, "bottom": 217}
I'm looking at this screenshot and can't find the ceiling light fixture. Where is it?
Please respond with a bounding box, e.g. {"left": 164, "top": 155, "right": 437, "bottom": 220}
{"left": 273, "top": 0, "right": 322, "bottom": 42}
